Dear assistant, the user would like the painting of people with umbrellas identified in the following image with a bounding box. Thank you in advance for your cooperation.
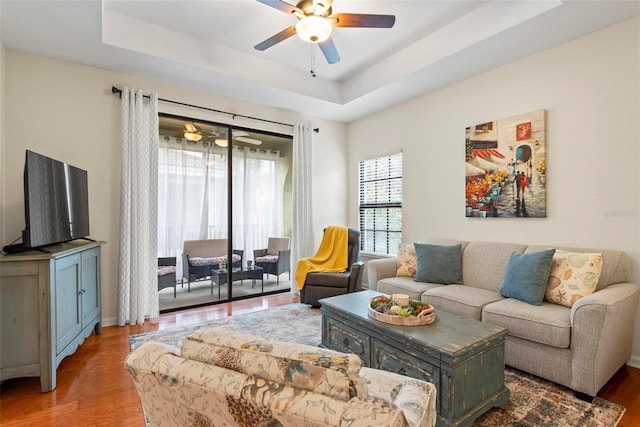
[465,109,547,218]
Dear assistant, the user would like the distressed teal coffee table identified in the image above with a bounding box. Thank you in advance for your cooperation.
[320,290,509,427]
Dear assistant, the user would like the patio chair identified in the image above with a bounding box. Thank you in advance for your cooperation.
[254,237,291,285]
[158,257,177,297]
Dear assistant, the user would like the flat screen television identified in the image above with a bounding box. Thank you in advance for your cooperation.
[18,150,90,250]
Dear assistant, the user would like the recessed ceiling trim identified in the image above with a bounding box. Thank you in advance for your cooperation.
[342,0,563,104]
[102,8,342,104]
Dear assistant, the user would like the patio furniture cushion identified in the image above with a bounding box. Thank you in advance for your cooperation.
[189,253,241,267]
[157,266,176,276]
[254,254,278,263]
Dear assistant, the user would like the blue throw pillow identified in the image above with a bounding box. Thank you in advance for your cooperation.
[499,249,556,305]
[414,243,462,284]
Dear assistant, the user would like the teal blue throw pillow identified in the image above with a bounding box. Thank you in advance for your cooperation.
[499,249,556,305]
[415,243,462,284]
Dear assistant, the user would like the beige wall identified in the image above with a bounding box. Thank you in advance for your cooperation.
[1,51,347,326]
[0,42,5,244]
[347,17,640,366]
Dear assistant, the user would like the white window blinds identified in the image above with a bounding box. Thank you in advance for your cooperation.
[358,152,402,255]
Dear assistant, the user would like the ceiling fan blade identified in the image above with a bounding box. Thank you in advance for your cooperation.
[256,0,299,15]
[318,37,340,64]
[254,25,297,51]
[235,136,262,145]
[184,123,198,132]
[332,13,395,28]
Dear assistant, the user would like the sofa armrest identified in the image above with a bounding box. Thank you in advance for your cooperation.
[366,258,398,291]
[393,379,437,427]
[358,366,437,427]
[570,282,640,395]
[348,262,365,293]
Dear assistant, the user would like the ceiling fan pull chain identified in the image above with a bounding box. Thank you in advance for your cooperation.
[310,45,317,78]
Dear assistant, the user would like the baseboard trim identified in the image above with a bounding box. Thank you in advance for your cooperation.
[627,354,640,369]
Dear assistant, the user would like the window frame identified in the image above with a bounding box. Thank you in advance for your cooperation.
[358,152,402,256]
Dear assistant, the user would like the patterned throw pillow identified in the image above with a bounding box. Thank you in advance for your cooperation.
[396,243,417,277]
[545,250,603,307]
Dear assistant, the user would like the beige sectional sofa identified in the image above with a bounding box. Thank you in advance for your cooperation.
[125,328,437,427]
[367,239,639,397]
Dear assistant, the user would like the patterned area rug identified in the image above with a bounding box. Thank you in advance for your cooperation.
[129,303,625,426]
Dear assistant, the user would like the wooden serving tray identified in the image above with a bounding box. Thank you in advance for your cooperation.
[368,299,436,326]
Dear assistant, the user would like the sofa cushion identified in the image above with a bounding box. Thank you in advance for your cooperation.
[545,250,603,307]
[499,249,555,305]
[396,243,418,277]
[423,285,503,320]
[462,241,528,292]
[415,243,462,284]
[377,276,444,301]
[182,328,367,401]
[483,298,571,348]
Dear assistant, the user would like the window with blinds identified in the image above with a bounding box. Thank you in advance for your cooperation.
[358,152,402,255]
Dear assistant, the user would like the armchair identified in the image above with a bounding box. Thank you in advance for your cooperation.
[254,237,291,285]
[300,228,364,307]
[157,257,177,297]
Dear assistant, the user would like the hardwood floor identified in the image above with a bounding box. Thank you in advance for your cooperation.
[1,292,638,426]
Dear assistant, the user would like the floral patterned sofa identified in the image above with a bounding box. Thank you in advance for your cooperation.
[125,328,436,427]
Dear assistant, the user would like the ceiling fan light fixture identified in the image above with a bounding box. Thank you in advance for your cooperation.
[296,16,332,43]
[214,138,229,147]
[184,131,202,142]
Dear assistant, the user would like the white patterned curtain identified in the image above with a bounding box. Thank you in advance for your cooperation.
[157,142,282,272]
[117,87,159,326]
[291,122,315,292]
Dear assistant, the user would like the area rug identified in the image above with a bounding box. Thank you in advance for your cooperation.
[129,304,625,427]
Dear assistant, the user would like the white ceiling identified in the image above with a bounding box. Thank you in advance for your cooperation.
[1,1,638,123]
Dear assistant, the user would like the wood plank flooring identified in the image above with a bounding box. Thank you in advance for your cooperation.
[0,292,638,426]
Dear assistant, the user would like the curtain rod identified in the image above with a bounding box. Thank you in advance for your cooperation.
[111,86,319,133]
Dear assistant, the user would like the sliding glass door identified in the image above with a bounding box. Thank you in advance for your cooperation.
[157,114,292,311]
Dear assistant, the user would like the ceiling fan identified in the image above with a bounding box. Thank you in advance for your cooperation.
[254,0,395,64]
[183,123,202,142]
[207,130,263,147]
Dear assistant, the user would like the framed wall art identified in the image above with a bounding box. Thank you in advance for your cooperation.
[465,109,546,218]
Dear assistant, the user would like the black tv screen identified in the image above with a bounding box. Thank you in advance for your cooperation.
[22,150,90,248]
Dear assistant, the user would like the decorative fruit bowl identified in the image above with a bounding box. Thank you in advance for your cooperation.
[368,294,436,326]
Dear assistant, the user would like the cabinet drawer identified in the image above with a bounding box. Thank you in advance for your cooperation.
[323,317,370,366]
[0,261,39,277]
[372,340,440,408]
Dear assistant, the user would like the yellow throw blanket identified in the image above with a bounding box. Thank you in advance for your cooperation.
[294,226,349,290]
